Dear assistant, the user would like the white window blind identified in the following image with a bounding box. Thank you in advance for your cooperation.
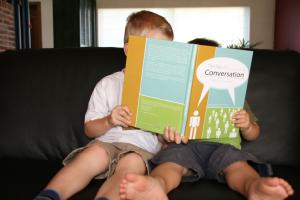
[97,7,250,47]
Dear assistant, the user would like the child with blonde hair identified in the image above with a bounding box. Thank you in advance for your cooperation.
[34,10,174,200]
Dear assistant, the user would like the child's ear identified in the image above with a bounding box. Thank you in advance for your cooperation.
[123,43,128,56]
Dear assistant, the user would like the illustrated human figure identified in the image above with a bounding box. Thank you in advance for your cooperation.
[229,127,238,138]
[230,110,234,119]
[214,111,218,119]
[208,114,212,124]
[223,112,227,122]
[189,110,200,139]
[215,117,220,129]
[206,126,212,138]
[216,127,222,138]
[224,121,229,134]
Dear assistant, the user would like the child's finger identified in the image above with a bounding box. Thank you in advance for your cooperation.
[117,120,129,128]
[163,127,171,142]
[234,109,246,115]
[168,127,175,142]
[118,108,130,118]
[181,136,188,144]
[175,132,181,144]
[117,115,131,127]
[122,106,132,116]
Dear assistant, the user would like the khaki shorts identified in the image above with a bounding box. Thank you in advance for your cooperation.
[63,140,154,179]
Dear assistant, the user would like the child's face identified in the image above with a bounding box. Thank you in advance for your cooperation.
[124,29,172,56]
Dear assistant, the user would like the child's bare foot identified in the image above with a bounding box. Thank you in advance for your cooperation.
[119,173,168,200]
[247,177,294,200]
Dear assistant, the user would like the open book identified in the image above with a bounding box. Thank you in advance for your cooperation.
[122,36,253,140]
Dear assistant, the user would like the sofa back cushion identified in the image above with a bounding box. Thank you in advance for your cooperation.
[243,49,300,166]
[1,47,300,167]
[0,47,125,161]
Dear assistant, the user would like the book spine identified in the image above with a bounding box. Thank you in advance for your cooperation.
[180,45,198,135]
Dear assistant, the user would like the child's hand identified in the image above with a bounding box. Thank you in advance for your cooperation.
[232,109,260,141]
[231,109,251,131]
[108,106,132,128]
[162,127,188,144]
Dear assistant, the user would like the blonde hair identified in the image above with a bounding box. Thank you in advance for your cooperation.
[124,10,174,44]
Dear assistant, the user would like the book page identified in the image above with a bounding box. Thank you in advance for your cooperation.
[185,46,253,140]
[137,39,196,134]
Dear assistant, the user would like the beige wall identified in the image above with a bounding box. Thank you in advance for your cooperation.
[29,0,54,48]
[97,0,276,49]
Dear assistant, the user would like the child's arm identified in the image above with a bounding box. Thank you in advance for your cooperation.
[84,105,132,138]
[232,109,260,141]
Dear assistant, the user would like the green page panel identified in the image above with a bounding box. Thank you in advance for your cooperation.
[136,96,184,134]
[201,107,240,139]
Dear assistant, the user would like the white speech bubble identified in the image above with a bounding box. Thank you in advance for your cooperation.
[196,57,249,106]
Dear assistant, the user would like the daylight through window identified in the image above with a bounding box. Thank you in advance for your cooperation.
[97,7,250,48]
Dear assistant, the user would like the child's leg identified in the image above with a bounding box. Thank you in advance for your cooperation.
[95,152,147,199]
[119,162,188,200]
[43,144,110,199]
[223,161,294,200]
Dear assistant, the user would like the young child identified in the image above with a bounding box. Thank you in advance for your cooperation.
[188,37,220,47]
[34,10,174,200]
[119,39,294,200]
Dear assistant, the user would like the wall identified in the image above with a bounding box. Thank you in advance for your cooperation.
[29,0,54,48]
[275,0,300,52]
[0,0,277,49]
[0,0,15,52]
[97,0,276,49]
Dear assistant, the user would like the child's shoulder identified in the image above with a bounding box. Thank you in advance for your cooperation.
[96,70,124,88]
[110,70,124,78]
[99,70,124,82]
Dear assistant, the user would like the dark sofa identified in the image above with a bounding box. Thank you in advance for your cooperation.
[0,47,300,200]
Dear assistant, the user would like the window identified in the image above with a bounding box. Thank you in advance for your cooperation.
[97,7,250,47]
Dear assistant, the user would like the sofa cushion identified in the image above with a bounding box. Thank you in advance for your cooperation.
[0,48,125,161]
[0,47,299,166]
[0,47,300,200]
[242,49,300,166]
[1,159,299,200]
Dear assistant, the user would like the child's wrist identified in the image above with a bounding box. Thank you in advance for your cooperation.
[107,115,114,127]
[243,123,253,133]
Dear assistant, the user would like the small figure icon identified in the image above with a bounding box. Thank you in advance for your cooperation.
[230,111,234,119]
[214,111,218,120]
[216,127,222,138]
[206,126,212,138]
[220,108,224,115]
[224,121,229,134]
[229,127,238,138]
[215,117,220,129]
[223,112,227,122]
[189,110,200,139]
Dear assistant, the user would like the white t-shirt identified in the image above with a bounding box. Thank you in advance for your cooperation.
[85,70,161,154]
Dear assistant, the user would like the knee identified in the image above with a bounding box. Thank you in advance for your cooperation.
[115,152,146,174]
[77,144,108,166]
